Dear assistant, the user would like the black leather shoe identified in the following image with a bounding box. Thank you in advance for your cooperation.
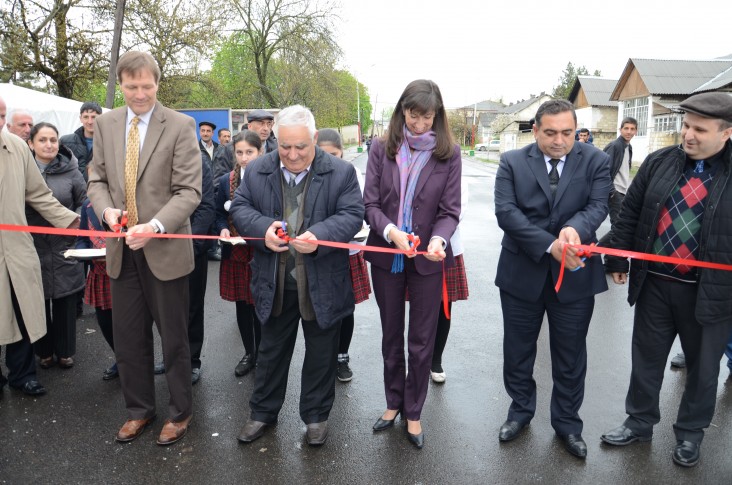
[11,380,47,396]
[498,420,527,442]
[407,430,424,449]
[600,425,652,446]
[237,420,269,443]
[154,362,165,375]
[373,410,401,432]
[306,421,328,446]
[103,363,119,381]
[672,440,700,467]
[234,354,255,377]
[191,368,201,385]
[558,433,587,458]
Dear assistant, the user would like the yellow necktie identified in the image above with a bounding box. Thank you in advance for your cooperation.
[124,116,140,226]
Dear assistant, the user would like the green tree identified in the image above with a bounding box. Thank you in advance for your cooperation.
[230,0,341,108]
[552,62,602,99]
[0,0,108,98]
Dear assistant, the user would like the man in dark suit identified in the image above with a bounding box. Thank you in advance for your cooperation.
[87,51,202,446]
[198,121,218,170]
[230,105,363,447]
[494,99,611,458]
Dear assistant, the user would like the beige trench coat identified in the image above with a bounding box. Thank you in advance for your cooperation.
[0,132,78,345]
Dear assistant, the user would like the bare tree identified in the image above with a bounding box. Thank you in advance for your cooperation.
[0,0,108,97]
[230,0,342,107]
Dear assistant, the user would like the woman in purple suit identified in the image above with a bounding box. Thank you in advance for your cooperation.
[364,80,461,448]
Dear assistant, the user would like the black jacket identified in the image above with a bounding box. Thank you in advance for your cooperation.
[60,126,92,181]
[606,141,732,326]
[26,145,87,299]
[199,139,219,169]
[229,147,364,328]
[190,152,216,255]
[603,136,632,186]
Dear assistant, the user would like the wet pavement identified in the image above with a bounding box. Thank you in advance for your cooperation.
[1,150,731,484]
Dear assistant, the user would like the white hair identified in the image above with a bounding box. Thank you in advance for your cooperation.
[8,109,33,125]
[274,105,316,139]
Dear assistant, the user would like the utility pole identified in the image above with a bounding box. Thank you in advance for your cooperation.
[105,0,126,109]
[356,80,361,148]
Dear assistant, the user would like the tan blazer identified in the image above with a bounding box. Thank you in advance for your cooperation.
[87,102,202,281]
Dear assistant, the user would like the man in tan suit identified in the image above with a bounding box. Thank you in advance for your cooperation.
[87,51,201,446]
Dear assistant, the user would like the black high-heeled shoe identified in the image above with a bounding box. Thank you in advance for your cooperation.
[373,409,400,432]
[407,429,424,449]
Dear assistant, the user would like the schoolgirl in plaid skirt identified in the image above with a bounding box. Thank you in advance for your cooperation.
[317,129,371,382]
[215,131,263,377]
[76,198,118,380]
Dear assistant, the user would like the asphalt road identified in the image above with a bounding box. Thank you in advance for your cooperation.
[1,148,731,484]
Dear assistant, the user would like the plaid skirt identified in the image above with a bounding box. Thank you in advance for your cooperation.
[445,254,469,302]
[85,261,112,310]
[349,252,371,304]
[219,259,254,303]
[405,254,469,303]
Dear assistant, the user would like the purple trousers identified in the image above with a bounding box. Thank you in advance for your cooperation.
[371,259,443,421]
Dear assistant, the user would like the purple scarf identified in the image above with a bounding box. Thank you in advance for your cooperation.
[391,126,436,272]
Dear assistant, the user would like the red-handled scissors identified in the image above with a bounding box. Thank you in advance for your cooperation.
[112,214,128,233]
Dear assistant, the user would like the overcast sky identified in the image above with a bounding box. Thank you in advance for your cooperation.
[336,0,730,117]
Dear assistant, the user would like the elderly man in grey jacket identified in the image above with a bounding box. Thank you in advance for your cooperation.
[230,105,363,447]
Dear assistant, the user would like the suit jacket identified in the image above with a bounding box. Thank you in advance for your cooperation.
[494,142,610,303]
[363,138,461,275]
[229,147,364,328]
[87,102,202,281]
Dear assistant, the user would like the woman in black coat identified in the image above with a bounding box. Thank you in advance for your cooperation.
[26,122,87,369]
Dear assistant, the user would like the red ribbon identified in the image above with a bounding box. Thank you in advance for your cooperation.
[2,223,450,317]
[554,243,732,292]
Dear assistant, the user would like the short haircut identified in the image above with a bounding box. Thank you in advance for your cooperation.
[29,121,58,141]
[620,117,637,129]
[80,101,102,115]
[384,79,454,160]
[578,128,590,135]
[116,51,161,84]
[719,119,732,130]
[8,109,32,125]
[232,129,262,151]
[317,128,343,151]
[273,105,316,139]
[218,128,231,137]
[534,99,577,126]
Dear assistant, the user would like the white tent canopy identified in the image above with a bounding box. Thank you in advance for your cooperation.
[0,83,107,137]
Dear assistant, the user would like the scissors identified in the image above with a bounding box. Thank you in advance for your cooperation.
[275,220,289,240]
[112,214,128,233]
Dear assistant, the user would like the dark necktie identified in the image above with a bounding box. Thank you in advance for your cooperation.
[288,175,296,187]
[549,158,560,195]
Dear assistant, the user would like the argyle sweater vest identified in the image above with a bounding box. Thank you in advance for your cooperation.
[650,163,716,282]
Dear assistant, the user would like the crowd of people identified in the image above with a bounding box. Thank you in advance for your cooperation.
[1,50,732,468]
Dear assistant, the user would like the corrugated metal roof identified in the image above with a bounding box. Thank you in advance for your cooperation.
[500,94,550,114]
[631,58,732,94]
[575,76,618,106]
[695,65,732,92]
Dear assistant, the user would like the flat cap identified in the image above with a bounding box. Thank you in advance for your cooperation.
[199,120,216,130]
[247,109,274,122]
[679,92,732,123]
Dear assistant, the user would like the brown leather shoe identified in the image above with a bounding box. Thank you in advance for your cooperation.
[116,417,155,442]
[157,415,192,446]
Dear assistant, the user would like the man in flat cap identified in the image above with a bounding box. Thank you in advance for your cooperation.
[247,109,277,153]
[601,92,732,468]
[198,121,218,169]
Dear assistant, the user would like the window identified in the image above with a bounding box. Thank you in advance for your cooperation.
[623,97,649,136]
[654,114,680,132]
